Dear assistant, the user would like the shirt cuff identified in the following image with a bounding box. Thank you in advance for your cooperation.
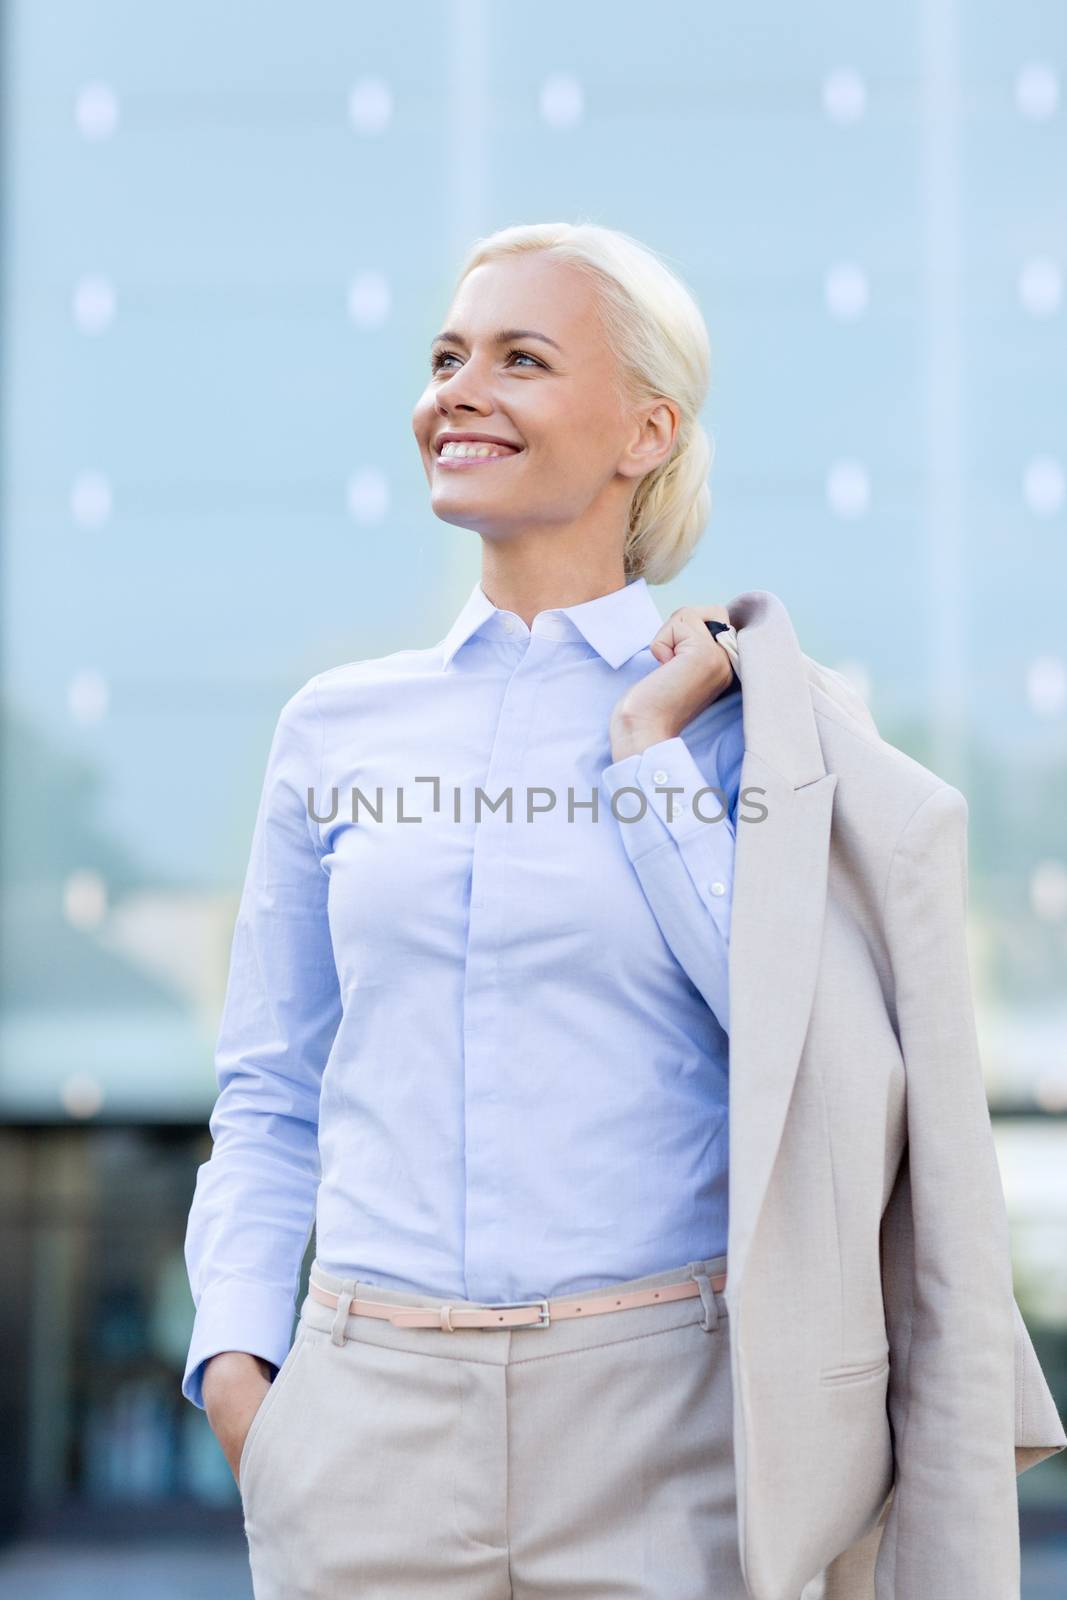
[182,1277,297,1411]
[601,734,736,939]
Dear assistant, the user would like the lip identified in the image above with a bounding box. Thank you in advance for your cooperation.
[434,435,526,470]
[434,432,524,454]
[435,449,524,470]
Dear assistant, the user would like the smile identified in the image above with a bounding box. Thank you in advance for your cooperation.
[435,444,524,468]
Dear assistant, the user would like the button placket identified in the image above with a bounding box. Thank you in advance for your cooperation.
[461,644,548,1300]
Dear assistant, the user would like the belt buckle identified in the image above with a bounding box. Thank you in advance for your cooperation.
[490,1297,551,1328]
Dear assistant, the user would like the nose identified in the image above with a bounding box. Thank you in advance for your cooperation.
[434,360,494,416]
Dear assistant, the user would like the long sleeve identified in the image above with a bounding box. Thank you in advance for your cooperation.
[600,717,742,1032]
[875,784,1019,1598]
[182,674,343,1411]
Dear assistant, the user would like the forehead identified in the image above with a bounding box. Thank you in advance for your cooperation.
[445,254,600,343]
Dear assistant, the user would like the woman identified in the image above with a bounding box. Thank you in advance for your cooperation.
[182,223,1065,1600]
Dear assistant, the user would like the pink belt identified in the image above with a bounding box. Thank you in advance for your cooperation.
[308,1265,727,1331]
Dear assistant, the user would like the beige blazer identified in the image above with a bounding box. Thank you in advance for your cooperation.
[630,589,1066,1600]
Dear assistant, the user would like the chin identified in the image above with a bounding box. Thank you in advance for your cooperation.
[431,502,516,536]
[430,502,487,532]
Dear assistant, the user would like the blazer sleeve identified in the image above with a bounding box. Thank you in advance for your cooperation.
[876,782,1021,1598]
[181,675,343,1411]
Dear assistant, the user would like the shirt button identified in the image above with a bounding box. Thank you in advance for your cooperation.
[653,769,669,784]
[710,881,726,896]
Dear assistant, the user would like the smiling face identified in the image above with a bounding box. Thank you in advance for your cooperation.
[412,252,678,554]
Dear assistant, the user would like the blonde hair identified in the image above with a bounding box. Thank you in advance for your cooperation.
[452,220,714,586]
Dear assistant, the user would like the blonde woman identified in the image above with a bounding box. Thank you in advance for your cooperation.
[182,222,1065,1599]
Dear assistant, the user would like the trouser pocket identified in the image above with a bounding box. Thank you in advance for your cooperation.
[238,1324,310,1500]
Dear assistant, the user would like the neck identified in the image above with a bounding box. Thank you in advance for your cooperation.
[478,544,630,630]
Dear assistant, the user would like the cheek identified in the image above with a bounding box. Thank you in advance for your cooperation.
[546,391,617,458]
[549,430,611,483]
[411,391,435,441]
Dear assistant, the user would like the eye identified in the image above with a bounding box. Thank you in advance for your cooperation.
[430,348,545,373]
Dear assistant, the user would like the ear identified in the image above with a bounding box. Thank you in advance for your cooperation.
[618,398,680,480]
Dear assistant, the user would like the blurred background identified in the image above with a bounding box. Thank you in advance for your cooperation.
[1,1,1064,1594]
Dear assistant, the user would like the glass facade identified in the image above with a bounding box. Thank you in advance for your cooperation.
[0,0,1064,1560]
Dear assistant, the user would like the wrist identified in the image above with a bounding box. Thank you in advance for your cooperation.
[203,1349,273,1393]
[609,716,678,764]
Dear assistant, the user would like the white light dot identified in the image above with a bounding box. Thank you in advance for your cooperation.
[539,74,584,129]
[347,272,391,329]
[1023,456,1065,516]
[61,1073,105,1119]
[1026,656,1067,717]
[822,68,867,124]
[1030,860,1067,922]
[831,658,872,704]
[347,78,393,136]
[824,262,869,320]
[1018,256,1062,317]
[75,81,119,140]
[70,471,113,528]
[73,275,116,334]
[826,459,871,518]
[346,468,389,523]
[1016,63,1059,121]
[68,670,110,723]
[64,870,108,930]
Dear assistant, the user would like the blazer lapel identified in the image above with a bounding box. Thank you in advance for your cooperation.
[723,591,839,1306]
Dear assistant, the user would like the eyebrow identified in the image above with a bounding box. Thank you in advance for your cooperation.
[430,327,563,353]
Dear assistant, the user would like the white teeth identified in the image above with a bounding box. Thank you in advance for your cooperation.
[439,441,518,459]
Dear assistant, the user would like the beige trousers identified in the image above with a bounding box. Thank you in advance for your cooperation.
[238,1251,751,1599]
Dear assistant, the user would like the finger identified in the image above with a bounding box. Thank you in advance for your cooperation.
[649,604,731,662]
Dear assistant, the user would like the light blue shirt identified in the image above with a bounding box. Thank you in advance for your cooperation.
[182,576,744,1408]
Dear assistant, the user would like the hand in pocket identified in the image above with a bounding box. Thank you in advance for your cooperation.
[202,1351,275,1486]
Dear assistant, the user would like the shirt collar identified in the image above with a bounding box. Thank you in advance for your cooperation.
[439,576,664,672]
